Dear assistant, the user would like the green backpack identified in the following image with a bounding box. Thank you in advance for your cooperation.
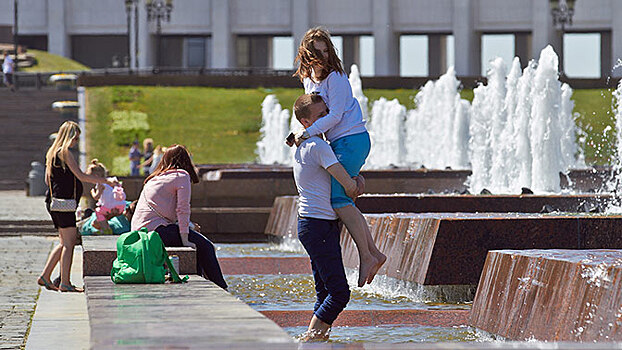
[111,228,185,284]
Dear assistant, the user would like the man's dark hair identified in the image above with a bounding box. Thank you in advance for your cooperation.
[294,94,324,123]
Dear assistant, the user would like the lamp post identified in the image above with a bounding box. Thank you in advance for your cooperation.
[124,0,135,70]
[550,0,576,75]
[146,0,172,71]
[13,0,18,73]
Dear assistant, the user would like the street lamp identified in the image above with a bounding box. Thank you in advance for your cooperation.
[550,0,576,75]
[146,0,172,71]
[124,0,135,69]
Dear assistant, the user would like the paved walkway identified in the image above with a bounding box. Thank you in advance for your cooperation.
[0,236,54,349]
[26,245,89,350]
[0,191,49,221]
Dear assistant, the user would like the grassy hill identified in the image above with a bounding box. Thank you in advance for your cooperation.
[22,49,90,72]
[85,86,618,175]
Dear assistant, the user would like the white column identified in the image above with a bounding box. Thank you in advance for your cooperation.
[373,0,398,76]
[211,0,233,69]
[129,3,136,69]
[453,0,480,76]
[47,0,69,57]
[612,1,622,77]
[137,0,152,68]
[531,0,561,61]
[292,0,310,59]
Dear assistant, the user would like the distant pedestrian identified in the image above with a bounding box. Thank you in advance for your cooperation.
[140,145,165,175]
[129,140,142,176]
[38,121,118,292]
[142,138,154,176]
[2,50,15,92]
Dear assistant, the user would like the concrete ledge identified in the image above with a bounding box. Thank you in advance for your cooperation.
[82,236,197,276]
[261,309,470,328]
[470,249,622,341]
[219,257,311,275]
[85,276,293,347]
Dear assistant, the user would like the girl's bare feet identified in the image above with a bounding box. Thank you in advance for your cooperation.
[366,252,387,284]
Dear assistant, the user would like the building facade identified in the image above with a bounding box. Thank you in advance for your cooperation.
[0,0,619,76]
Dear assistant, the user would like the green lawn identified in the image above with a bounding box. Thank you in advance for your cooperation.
[85,86,618,175]
[22,49,90,72]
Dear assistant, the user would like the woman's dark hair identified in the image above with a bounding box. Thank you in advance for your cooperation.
[144,144,199,184]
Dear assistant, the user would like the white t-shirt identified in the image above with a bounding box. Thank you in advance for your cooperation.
[2,55,14,74]
[293,136,339,220]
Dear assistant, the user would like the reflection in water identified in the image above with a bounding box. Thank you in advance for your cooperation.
[227,274,470,312]
[285,325,499,343]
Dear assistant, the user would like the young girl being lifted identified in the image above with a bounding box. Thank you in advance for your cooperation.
[289,27,386,287]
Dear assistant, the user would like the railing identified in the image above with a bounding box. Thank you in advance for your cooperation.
[12,67,297,89]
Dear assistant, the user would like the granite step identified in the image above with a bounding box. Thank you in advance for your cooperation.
[470,249,622,342]
[0,220,56,235]
[85,276,293,348]
[191,207,272,242]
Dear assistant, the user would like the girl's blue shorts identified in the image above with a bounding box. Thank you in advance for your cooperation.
[329,131,371,208]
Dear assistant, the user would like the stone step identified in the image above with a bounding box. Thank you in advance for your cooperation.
[85,276,293,347]
[0,220,56,235]
[191,207,272,242]
[470,249,622,342]
[82,236,197,276]
[261,309,470,328]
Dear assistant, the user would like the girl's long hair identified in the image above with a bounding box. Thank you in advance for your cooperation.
[45,121,80,183]
[294,27,344,82]
[144,144,199,184]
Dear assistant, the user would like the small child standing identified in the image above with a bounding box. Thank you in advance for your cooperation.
[86,159,126,235]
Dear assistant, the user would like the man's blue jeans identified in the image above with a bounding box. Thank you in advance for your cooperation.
[156,224,228,290]
[297,217,350,325]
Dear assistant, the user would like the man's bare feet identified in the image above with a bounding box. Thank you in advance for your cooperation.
[358,255,379,288]
[297,329,330,342]
[366,252,387,285]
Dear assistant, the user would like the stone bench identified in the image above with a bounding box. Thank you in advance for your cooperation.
[82,236,197,276]
[85,276,293,347]
[470,249,622,342]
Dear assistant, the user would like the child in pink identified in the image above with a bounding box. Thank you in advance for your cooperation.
[86,159,126,235]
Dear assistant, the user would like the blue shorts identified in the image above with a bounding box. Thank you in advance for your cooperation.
[329,131,371,209]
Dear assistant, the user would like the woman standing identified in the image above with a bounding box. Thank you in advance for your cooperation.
[38,121,117,292]
[131,145,227,290]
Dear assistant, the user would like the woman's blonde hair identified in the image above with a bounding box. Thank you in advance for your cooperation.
[45,121,80,182]
[294,27,344,82]
[86,158,107,177]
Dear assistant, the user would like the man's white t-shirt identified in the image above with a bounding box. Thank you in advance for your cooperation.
[2,55,13,74]
[293,136,339,220]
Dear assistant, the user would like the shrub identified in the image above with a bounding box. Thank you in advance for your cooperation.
[111,156,130,176]
[109,110,150,146]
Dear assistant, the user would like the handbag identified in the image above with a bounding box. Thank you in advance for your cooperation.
[49,176,77,212]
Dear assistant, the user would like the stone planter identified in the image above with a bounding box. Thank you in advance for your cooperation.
[52,101,80,119]
[49,73,77,91]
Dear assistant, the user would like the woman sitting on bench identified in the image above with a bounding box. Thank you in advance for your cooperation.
[131,144,228,290]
